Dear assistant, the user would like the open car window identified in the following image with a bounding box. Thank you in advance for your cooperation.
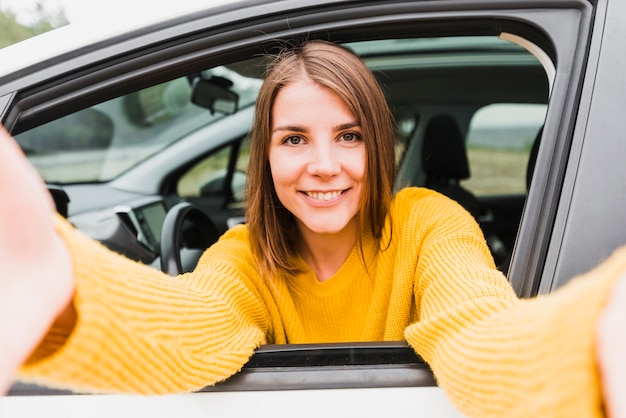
[7,0,598,402]
[11,31,550,275]
[464,103,547,197]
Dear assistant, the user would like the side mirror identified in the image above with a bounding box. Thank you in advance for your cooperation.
[191,75,239,115]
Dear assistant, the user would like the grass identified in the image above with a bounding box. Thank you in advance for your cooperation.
[463,147,530,196]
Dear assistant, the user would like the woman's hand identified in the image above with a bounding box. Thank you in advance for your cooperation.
[596,272,626,417]
[0,126,74,394]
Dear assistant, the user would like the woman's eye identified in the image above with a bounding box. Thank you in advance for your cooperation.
[284,136,302,145]
[341,132,361,142]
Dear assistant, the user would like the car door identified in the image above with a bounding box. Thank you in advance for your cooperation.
[0,0,606,416]
[531,0,626,293]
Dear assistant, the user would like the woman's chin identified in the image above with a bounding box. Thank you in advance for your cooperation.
[297,217,358,238]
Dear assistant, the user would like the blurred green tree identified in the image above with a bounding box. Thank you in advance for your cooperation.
[0,1,68,48]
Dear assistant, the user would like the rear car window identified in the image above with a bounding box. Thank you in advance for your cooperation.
[464,103,547,196]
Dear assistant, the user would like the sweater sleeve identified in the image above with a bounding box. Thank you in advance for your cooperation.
[18,215,269,394]
[403,194,622,417]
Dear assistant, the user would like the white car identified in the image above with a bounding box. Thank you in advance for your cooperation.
[2,0,626,416]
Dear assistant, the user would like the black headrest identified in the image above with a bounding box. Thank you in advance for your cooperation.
[422,114,470,182]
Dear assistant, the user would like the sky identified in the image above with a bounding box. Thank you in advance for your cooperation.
[1,0,215,24]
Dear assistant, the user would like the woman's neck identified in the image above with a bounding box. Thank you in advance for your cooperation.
[296,221,359,282]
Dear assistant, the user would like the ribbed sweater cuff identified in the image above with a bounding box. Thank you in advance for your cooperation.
[406,247,626,417]
[19,216,264,394]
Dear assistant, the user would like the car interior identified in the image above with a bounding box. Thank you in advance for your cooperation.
[17,34,549,277]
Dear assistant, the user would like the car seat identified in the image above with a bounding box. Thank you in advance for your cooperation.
[421,113,481,219]
[421,113,517,271]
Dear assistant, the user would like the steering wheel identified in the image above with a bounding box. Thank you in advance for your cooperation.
[160,202,221,276]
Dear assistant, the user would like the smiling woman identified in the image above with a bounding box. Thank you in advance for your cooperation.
[248,41,395,280]
[2,38,623,418]
[270,80,365,217]
[268,79,366,281]
[3,1,626,415]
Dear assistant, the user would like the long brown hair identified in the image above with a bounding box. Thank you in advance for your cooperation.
[246,40,397,277]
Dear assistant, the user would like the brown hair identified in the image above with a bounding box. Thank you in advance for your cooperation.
[246,40,397,277]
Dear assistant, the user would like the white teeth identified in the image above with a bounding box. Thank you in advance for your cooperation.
[307,191,342,201]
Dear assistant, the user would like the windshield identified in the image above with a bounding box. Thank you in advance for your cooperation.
[17,66,261,184]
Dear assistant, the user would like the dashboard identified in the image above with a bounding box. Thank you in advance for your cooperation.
[49,185,233,274]
[114,201,167,255]
[59,190,171,265]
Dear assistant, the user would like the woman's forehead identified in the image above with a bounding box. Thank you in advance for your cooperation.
[270,79,358,129]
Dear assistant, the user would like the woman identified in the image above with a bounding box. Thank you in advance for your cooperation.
[2,40,625,417]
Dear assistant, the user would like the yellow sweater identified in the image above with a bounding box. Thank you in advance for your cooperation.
[19,187,623,417]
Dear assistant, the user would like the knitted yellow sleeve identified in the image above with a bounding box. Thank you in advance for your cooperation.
[18,216,268,394]
[403,196,624,417]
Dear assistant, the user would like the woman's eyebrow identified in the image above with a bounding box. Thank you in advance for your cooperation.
[271,125,307,134]
[271,121,360,134]
[334,121,361,131]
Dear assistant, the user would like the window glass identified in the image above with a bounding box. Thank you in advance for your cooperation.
[463,103,547,196]
[17,67,261,184]
[177,145,232,197]
[233,139,251,204]
[177,137,249,202]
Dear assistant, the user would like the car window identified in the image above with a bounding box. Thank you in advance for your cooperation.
[234,138,251,204]
[177,138,249,203]
[16,66,261,184]
[178,145,233,197]
[464,103,547,196]
[14,33,549,273]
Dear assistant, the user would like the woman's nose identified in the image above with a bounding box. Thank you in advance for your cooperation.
[307,142,340,177]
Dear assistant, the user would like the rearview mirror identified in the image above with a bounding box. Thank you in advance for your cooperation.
[191,76,239,115]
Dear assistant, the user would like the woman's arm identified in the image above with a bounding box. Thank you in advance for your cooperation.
[402,194,626,417]
[0,125,267,394]
[0,126,75,394]
[17,211,269,394]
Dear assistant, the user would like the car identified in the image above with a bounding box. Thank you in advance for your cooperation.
[2,0,626,416]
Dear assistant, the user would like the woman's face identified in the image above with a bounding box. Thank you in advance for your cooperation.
[268,78,366,239]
